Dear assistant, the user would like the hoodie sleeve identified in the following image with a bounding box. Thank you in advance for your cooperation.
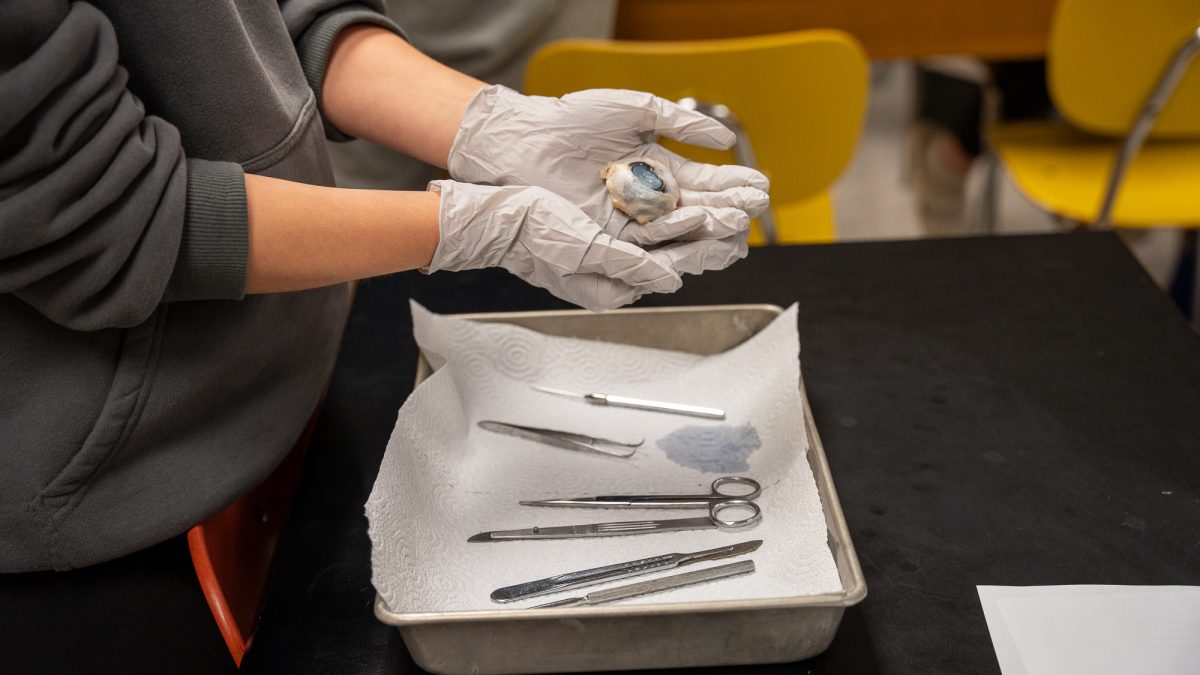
[277,0,408,141]
[0,0,248,331]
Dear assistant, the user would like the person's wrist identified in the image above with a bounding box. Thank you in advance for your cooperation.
[422,180,451,273]
[415,188,442,271]
[423,180,523,274]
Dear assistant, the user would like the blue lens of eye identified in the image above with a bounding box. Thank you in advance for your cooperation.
[630,162,665,192]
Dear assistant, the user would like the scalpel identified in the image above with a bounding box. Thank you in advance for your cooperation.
[491,540,762,603]
[531,560,756,608]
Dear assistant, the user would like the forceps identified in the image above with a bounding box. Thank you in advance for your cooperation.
[478,420,642,458]
[467,477,762,542]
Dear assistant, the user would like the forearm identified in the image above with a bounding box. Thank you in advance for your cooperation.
[322,25,485,167]
[244,173,440,294]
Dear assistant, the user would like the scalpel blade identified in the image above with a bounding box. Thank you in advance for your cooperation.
[489,540,763,602]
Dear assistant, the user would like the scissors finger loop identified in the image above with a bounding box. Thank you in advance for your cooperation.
[710,499,761,528]
[712,476,762,501]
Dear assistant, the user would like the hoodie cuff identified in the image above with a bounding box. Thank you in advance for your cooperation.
[296,4,408,142]
[165,159,248,301]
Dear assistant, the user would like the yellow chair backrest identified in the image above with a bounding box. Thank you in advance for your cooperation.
[524,31,868,244]
[1050,0,1200,137]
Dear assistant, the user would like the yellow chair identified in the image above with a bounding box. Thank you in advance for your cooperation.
[989,0,1200,227]
[524,31,869,245]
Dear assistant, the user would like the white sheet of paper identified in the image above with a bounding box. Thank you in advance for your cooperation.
[977,585,1200,675]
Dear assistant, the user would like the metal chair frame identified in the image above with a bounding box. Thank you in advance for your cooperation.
[1093,26,1200,228]
[981,25,1200,230]
[676,97,779,244]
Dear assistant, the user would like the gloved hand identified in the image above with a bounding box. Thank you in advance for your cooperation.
[447,85,769,248]
[427,180,747,311]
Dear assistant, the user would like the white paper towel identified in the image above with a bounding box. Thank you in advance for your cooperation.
[366,302,842,612]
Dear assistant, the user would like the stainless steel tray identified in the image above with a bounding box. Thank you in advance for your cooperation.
[374,304,866,674]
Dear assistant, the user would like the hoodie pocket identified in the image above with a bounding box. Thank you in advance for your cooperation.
[35,306,169,525]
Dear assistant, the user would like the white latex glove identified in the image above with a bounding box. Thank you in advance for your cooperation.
[427,180,747,311]
[447,85,769,249]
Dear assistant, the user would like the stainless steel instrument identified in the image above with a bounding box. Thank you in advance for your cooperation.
[532,385,725,420]
[490,540,762,603]
[477,420,641,458]
[520,476,762,508]
[531,560,756,609]
[467,477,763,542]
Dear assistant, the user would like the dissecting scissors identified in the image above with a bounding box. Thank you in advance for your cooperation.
[520,476,762,508]
[467,477,762,542]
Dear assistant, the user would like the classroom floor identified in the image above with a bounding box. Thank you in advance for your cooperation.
[830,62,1185,287]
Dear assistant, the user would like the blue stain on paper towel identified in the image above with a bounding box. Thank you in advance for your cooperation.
[657,425,761,473]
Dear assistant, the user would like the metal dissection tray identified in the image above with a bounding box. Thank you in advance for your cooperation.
[374,304,866,674]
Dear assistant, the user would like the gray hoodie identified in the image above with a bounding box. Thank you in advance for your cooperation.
[0,0,403,571]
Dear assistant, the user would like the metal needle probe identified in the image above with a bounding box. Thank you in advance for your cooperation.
[532,386,725,420]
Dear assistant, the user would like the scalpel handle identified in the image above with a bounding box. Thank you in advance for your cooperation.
[587,393,725,420]
[490,553,678,603]
[573,560,755,607]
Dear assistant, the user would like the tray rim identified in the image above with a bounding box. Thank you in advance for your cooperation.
[373,303,867,627]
